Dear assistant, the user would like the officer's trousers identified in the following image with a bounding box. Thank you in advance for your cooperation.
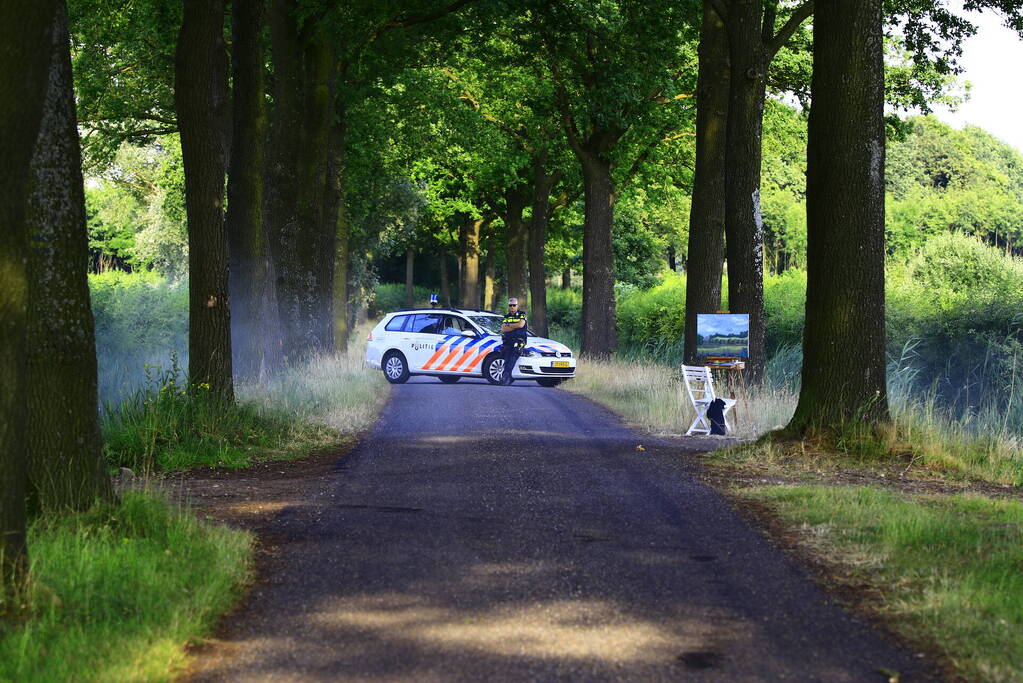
[500,338,524,385]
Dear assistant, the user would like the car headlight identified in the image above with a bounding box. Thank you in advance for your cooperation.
[519,349,536,357]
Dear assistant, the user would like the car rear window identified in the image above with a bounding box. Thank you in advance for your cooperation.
[385,314,410,332]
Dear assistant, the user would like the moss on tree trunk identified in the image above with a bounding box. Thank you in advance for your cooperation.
[0,0,58,587]
[26,3,113,513]
[787,0,889,432]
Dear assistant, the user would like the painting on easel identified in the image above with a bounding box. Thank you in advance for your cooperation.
[696,314,749,366]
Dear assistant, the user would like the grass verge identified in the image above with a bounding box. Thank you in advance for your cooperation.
[561,357,796,439]
[103,328,388,473]
[0,491,252,682]
[739,486,1023,683]
[565,357,1023,486]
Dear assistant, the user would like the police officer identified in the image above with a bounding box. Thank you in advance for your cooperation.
[499,297,527,385]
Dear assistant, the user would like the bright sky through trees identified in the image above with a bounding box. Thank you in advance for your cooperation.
[935,5,1023,153]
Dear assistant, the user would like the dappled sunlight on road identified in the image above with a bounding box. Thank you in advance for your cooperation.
[310,593,712,663]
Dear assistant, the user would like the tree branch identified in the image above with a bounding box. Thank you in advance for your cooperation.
[551,186,582,214]
[441,67,532,153]
[363,0,475,48]
[767,0,814,59]
[616,124,674,200]
[553,76,583,156]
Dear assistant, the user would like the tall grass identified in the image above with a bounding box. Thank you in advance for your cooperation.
[0,491,251,682]
[89,271,188,407]
[561,336,1023,484]
[247,322,388,434]
[102,323,388,473]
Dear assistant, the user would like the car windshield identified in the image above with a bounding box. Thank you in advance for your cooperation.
[469,315,503,335]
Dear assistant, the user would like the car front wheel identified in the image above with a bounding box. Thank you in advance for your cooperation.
[382,351,410,384]
[482,354,509,385]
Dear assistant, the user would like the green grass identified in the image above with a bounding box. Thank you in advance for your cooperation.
[103,326,389,473]
[0,491,252,682]
[564,354,1023,485]
[741,486,1023,682]
[562,357,797,439]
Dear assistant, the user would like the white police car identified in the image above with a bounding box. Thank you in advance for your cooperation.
[365,308,576,387]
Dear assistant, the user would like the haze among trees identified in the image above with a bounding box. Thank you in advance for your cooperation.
[4,0,1023,593]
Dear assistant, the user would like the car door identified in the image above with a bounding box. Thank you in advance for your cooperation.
[404,313,446,371]
[426,315,482,373]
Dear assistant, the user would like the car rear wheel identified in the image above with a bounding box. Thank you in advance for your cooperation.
[536,378,562,388]
[438,375,460,384]
[382,351,410,384]
[482,354,510,385]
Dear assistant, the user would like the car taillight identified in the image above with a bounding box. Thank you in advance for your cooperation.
[367,332,373,341]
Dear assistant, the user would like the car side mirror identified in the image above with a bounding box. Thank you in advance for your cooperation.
[461,329,477,337]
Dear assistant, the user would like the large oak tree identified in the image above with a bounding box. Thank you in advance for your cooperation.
[787,0,888,431]
[0,0,59,588]
[175,0,234,400]
[26,2,113,513]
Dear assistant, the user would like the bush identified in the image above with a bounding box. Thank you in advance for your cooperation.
[370,283,436,316]
[887,234,1023,406]
[615,271,688,349]
[89,271,188,406]
[546,287,583,331]
[763,270,807,354]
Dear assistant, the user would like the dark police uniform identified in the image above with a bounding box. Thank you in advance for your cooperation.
[500,309,528,385]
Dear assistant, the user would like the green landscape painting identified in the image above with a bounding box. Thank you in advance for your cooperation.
[696,314,750,359]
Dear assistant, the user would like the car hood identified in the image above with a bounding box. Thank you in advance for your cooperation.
[484,334,573,355]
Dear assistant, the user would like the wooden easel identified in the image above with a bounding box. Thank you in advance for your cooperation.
[704,357,750,425]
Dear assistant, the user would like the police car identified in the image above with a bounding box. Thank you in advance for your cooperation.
[365,308,577,387]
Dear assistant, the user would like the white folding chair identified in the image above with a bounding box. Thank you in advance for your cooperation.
[681,365,737,436]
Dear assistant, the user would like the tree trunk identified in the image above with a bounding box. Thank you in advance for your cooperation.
[324,107,349,353]
[562,268,571,289]
[579,149,618,358]
[225,0,267,381]
[723,0,768,382]
[329,113,351,351]
[484,244,496,310]
[259,252,285,380]
[528,155,558,338]
[265,0,302,357]
[503,185,529,305]
[460,215,482,309]
[176,0,233,400]
[787,0,888,432]
[457,213,467,302]
[440,249,451,307]
[684,1,730,365]
[0,0,58,586]
[405,248,415,307]
[332,208,350,348]
[293,37,334,352]
[25,3,113,513]
[265,0,333,359]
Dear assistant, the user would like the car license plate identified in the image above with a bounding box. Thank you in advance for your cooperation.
[552,360,569,368]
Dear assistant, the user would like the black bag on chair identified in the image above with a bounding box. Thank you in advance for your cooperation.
[706,398,727,435]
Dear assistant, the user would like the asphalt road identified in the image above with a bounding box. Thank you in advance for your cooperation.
[191,377,931,682]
